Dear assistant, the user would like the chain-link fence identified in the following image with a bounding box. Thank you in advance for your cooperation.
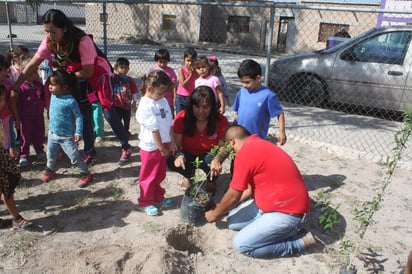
[0,1,411,167]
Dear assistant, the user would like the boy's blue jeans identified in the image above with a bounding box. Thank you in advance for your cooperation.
[227,199,307,258]
[175,94,188,115]
[46,132,88,174]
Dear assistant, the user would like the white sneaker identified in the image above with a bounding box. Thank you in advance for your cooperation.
[95,136,104,143]
[302,232,316,249]
[19,157,29,167]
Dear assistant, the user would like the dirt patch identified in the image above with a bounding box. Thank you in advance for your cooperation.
[0,109,411,273]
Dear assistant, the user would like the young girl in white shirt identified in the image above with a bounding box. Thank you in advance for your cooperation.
[135,70,177,216]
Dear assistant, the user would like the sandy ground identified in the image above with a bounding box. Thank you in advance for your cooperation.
[0,107,411,274]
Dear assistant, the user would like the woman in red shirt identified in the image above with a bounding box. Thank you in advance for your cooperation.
[167,86,228,189]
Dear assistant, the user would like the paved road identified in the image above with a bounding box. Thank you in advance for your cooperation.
[1,25,411,169]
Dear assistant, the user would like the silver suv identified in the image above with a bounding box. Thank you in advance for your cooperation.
[269,25,412,112]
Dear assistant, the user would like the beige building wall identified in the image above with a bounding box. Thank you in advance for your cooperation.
[287,2,379,53]
[85,3,199,43]
[84,2,381,53]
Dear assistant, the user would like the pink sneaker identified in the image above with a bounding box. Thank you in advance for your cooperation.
[119,148,132,164]
[83,154,95,165]
[41,168,56,182]
[78,172,93,188]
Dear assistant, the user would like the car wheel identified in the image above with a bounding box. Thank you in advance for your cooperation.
[290,75,327,107]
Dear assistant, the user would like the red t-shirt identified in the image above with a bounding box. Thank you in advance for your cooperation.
[173,110,228,156]
[231,135,310,214]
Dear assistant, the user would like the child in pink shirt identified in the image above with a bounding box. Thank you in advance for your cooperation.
[193,56,225,114]
[176,47,198,114]
[17,58,46,167]
[0,55,16,152]
[149,49,177,117]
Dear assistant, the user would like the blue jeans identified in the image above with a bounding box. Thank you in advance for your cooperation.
[103,105,130,150]
[227,199,307,258]
[46,132,88,174]
[79,104,96,157]
[175,94,188,115]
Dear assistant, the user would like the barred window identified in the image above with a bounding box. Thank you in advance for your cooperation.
[227,16,250,33]
[318,23,350,42]
[162,14,176,31]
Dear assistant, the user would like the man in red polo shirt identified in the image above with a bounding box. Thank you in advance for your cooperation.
[205,125,315,258]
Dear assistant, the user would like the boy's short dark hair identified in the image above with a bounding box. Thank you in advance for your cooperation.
[115,57,130,67]
[154,48,170,62]
[237,59,262,80]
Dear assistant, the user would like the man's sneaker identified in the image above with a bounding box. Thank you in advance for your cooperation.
[78,172,93,188]
[83,154,95,165]
[143,205,159,216]
[36,152,47,162]
[19,157,29,167]
[41,168,56,182]
[302,232,317,249]
[119,148,132,164]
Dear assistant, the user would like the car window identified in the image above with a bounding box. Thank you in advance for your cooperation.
[350,31,411,65]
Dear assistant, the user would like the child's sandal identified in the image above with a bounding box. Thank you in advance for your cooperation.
[12,217,33,230]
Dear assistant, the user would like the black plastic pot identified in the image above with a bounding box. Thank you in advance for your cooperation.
[339,264,357,274]
[180,185,211,225]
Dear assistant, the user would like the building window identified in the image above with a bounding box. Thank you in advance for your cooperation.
[162,14,176,31]
[227,16,250,33]
[318,23,350,42]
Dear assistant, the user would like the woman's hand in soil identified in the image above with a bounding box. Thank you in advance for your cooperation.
[174,155,186,170]
[210,158,222,180]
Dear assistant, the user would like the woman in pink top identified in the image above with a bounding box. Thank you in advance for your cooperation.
[10,9,132,164]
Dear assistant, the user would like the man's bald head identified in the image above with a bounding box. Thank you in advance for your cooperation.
[225,125,251,142]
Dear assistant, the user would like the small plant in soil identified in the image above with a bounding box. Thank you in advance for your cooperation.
[181,142,234,224]
[315,191,340,231]
[342,107,412,273]
[186,142,234,207]
[185,157,211,207]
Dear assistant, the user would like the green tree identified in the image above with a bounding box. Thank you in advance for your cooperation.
[25,0,44,23]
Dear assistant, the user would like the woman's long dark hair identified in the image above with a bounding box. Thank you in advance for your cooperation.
[184,86,219,136]
[41,9,86,54]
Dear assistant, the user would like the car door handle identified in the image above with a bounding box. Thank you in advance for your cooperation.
[388,71,403,76]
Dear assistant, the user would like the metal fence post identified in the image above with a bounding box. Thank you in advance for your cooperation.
[5,0,14,50]
[102,1,107,56]
[264,3,275,86]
